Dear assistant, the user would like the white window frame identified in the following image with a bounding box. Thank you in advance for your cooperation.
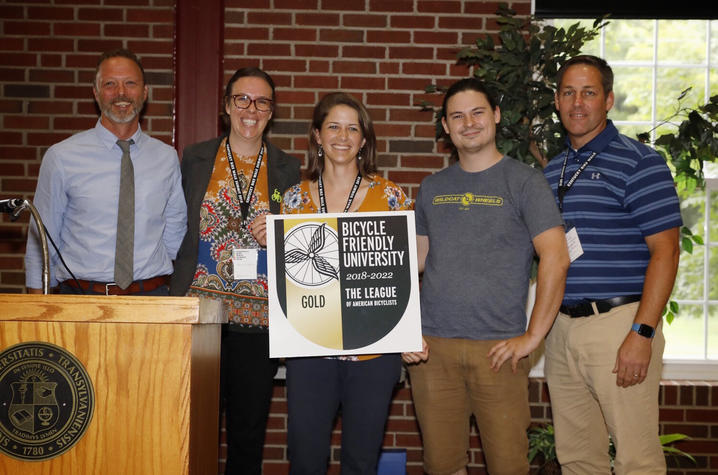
[592,19,715,143]
[663,178,718,380]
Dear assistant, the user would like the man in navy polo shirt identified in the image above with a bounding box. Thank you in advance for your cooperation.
[543,55,682,474]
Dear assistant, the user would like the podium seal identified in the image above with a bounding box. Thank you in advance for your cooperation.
[0,341,94,461]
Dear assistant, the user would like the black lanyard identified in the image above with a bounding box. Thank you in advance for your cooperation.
[225,140,264,221]
[317,173,363,213]
[558,149,598,212]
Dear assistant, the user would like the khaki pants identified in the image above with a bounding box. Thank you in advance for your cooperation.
[408,335,531,475]
[545,302,666,474]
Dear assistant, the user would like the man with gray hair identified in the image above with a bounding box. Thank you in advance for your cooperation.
[25,49,186,295]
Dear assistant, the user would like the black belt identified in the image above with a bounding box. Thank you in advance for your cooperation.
[559,295,642,318]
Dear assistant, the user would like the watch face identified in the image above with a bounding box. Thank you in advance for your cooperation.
[635,324,655,338]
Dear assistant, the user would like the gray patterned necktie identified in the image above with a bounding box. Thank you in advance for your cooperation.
[114,139,135,289]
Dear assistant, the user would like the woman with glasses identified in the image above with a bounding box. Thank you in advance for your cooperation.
[171,67,300,475]
[280,92,413,474]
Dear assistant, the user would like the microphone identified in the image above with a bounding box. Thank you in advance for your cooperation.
[0,198,24,213]
[0,198,26,222]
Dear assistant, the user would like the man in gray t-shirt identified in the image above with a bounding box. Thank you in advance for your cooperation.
[402,78,569,475]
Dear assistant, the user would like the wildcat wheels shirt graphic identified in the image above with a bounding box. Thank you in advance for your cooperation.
[0,342,94,461]
[267,211,422,357]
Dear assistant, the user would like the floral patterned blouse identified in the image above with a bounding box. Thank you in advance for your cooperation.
[281,174,413,215]
[281,174,414,360]
[188,138,271,330]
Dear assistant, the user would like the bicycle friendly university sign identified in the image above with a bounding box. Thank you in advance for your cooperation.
[267,211,422,357]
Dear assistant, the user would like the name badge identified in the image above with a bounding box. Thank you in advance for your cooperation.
[565,227,584,263]
[232,248,258,280]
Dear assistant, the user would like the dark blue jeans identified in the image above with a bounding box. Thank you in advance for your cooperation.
[286,354,402,475]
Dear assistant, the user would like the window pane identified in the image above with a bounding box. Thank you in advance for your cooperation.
[680,186,705,213]
[612,67,653,122]
[653,122,679,148]
[604,20,654,62]
[552,19,601,56]
[710,246,718,300]
[613,123,653,142]
[673,247,704,301]
[657,20,706,64]
[664,304,705,359]
[579,32,600,57]
[709,305,718,360]
[705,163,718,179]
[673,191,705,300]
[656,68,706,118]
[711,190,718,243]
[679,189,705,231]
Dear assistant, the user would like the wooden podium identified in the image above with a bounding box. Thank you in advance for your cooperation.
[0,294,226,475]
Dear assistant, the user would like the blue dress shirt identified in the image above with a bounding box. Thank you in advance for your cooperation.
[25,120,187,288]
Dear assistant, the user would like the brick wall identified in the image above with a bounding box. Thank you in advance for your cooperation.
[2,1,717,473]
[252,379,718,474]
[0,0,529,292]
[223,0,528,196]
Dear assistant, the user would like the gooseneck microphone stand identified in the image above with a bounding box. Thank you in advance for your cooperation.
[2,199,50,294]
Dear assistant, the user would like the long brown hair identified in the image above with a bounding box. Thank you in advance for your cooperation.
[306,92,378,181]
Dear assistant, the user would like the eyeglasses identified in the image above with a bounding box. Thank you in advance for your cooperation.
[230,94,273,112]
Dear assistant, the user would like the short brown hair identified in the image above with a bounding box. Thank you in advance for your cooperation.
[556,55,613,94]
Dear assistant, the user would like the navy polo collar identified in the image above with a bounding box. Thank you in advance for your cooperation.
[564,119,619,156]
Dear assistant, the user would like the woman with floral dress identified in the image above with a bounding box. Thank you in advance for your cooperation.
[171,67,300,474]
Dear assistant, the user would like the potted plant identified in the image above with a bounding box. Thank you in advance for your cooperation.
[529,424,696,474]
[609,433,696,467]
[422,3,606,167]
[637,91,718,322]
[528,424,560,474]
[639,91,718,193]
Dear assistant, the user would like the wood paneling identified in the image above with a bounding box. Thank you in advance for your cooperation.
[0,295,224,474]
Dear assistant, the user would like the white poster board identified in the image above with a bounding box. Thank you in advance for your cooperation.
[267,211,422,358]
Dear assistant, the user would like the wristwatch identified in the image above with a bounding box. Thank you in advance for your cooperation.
[631,323,655,339]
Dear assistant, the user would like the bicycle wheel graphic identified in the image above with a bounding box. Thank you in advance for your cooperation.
[284,222,340,288]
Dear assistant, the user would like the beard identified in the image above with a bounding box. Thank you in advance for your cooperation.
[455,126,493,154]
[99,95,144,124]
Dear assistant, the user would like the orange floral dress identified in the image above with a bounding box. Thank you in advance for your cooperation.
[188,138,271,329]
[281,174,413,215]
